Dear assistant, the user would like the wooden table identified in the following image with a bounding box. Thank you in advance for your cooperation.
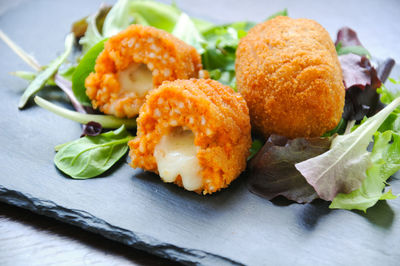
[0,202,175,265]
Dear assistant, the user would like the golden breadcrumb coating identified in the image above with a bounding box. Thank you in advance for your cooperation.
[235,16,345,138]
[129,79,251,194]
[85,24,204,118]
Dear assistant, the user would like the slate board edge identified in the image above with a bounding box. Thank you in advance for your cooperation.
[0,185,244,266]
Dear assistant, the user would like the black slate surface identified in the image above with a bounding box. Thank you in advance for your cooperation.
[1,0,400,265]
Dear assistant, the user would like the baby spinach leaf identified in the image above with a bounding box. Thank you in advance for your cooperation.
[34,96,136,129]
[54,125,134,179]
[72,39,107,106]
[18,33,74,109]
[295,96,400,201]
[330,130,400,211]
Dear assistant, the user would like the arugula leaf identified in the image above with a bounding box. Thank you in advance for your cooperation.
[18,33,74,109]
[295,96,400,201]
[34,96,136,129]
[330,130,400,211]
[54,125,134,179]
[72,39,107,106]
[248,135,331,203]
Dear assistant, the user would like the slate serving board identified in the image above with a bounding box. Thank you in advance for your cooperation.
[1,0,400,265]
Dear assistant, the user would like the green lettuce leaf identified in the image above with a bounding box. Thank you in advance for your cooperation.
[172,13,205,54]
[330,130,400,211]
[295,97,400,201]
[102,0,180,37]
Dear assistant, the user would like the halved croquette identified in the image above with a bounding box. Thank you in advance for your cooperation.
[85,24,204,118]
[129,79,251,194]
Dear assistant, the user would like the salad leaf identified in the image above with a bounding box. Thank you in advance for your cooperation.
[79,9,105,53]
[201,25,241,87]
[248,135,331,203]
[172,13,205,53]
[102,0,180,37]
[266,8,288,20]
[340,54,380,90]
[34,96,136,129]
[340,54,382,121]
[336,44,371,57]
[248,139,263,160]
[18,33,74,109]
[335,27,363,47]
[10,71,56,86]
[72,39,107,106]
[0,30,41,71]
[81,121,102,137]
[330,130,400,211]
[295,96,400,201]
[54,125,133,179]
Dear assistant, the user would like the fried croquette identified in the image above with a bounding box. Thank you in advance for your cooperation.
[129,79,252,194]
[235,16,345,138]
[85,24,204,118]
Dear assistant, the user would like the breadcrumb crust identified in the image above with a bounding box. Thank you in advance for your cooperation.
[235,16,345,138]
[129,79,252,194]
[85,24,203,118]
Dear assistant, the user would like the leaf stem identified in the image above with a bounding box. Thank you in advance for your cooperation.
[0,29,41,71]
[34,96,136,129]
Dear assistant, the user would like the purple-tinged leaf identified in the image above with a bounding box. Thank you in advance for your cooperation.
[296,97,400,201]
[247,135,332,203]
[340,54,380,90]
[340,54,382,120]
[335,27,362,47]
[81,121,102,137]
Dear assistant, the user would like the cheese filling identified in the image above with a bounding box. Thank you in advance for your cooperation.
[154,128,203,191]
[118,63,153,97]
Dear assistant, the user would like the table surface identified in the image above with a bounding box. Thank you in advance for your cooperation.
[1,0,400,265]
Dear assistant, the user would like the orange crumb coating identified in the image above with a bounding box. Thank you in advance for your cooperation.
[85,24,204,118]
[129,79,252,194]
[235,16,345,138]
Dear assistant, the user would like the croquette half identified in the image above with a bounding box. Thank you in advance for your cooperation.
[235,16,345,138]
[85,24,204,118]
[129,79,252,194]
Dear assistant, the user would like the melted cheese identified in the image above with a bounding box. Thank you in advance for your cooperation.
[154,129,203,191]
[118,63,153,97]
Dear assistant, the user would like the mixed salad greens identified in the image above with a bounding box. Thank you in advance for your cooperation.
[2,0,400,212]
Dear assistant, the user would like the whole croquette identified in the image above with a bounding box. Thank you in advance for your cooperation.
[85,24,205,118]
[129,79,251,194]
[235,16,345,139]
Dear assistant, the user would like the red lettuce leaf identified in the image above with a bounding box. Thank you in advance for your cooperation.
[247,135,332,203]
[81,121,102,137]
[335,27,362,47]
[336,27,387,121]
